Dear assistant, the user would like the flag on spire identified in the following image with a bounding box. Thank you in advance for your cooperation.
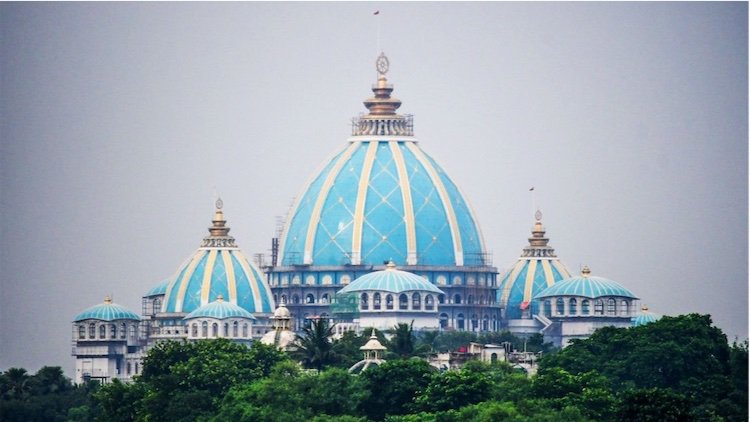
[374,10,380,15]
[529,187,535,191]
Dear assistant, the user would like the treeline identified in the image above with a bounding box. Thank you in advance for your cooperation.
[1,314,747,421]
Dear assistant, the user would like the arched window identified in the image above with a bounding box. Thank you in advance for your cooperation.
[373,293,381,310]
[594,300,604,315]
[386,294,394,310]
[438,294,445,304]
[153,298,161,314]
[321,294,329,304]
[127,362,131,375]
[543,300,552,316]
[306,294,315,304]
[223,323,229,337]
[457,313,465,330]
[620,300,629,316]
[120,323,126,339]
[99,325,106,339]
[399,294,408,310]
[582,300,590,315]
[242,323,248,337]
[479,296,485,305]
[491,353,498,363]
[439,313,449,329]
[292,295,300,304]
[569,298,578,315]
[471,314,479,330]
[482,315,489,331]
[110,324,117,339]
[281,294,288,304]
[78,325,85,339]
[192,323,198,337]
[454,294,462,304]
[129,324,136,338]
[467,295,474,305]
[202,321,208,337]
[425,295,434,311]
[212,323,219,337]
[360,293,369,310]
[607,299,616,315]
[233,321,239,337]
[556,298,565,316]
[412,293,421,310]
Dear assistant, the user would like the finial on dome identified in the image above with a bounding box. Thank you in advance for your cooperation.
[641,305,649,311]
[216,294,224,302]
[104,296,112,304]
[386,260,397,270]
[370,328,377,339]
[376,52,390,76]
[535,209,543,222]
[581,265,591,277]
[216,197,223,210]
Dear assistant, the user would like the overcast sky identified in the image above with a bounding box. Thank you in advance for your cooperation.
[1,2,747,373]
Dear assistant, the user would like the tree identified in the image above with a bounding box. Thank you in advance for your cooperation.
[356,359,435,420]
[2,368,30,400]
[618,388,692,422]
[293,318,339,371]
[414,367,492,412]
[387,322,429,359]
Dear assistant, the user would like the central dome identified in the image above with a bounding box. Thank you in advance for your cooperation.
[279,58,486,268]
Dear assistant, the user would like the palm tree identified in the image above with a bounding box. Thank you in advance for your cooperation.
[387,321,430,358]
[292,318,338,371]
[3,367,30,399]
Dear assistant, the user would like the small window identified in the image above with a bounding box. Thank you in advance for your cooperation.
[78,325,85,339]
[212,323,218,337]
[556,298,565,315]
[192,323,198,337]
[360,293,369,310]
[482,315,489,331]
[467,295,474,305]
[471,314,478,330]
[607,299,616,315]
[120,323,126,339]
[457,313,465,330]
[153,298,161,314]
[233,321,238,337]
[223,323,229,337]
[202,321,208,337]
[569,298,577,315]
[454,294,462,304]
[386,294,394,310]
[543,300,552,316]
[620,300,629,316]
[292,295,300,304]
[412,293,421,310]
[242,323,248,337]
[581,300,590,315]
[594,300,604,315]
[306,294,315,304]
[373,293,381,310]
[438,294,445,304]
[425,295,434,311]
[99,325,106,339]
[110,324,117,339]
[399,294,408,310]
[127,362,131,375]
[321,294,329,304]
[439,313,449,329]
[89,323,96,339]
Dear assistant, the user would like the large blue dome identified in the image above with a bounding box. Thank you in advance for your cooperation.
[162,201,275,315]
[279,137,485,268]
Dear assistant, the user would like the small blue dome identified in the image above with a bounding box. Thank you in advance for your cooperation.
[162,202,275,315]
[534,267,638,300]
[144,278,170,297]
[338,263,444,295]
[631,307,661,327]
[184,297,257,320]
[74,298,140,322]
[498,215,570,319]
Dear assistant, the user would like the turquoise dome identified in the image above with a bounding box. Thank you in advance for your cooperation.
[631,307,661,327]
[498,214,570,319]
[163,201,275,315]
[534,267,638,300]
[278,68,486,268]
[184,297,257,320]
[144,278,170,297]
[74,298,140,322]
[338,262,444,295]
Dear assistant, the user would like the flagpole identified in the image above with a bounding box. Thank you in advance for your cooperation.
[376,11,381,53]
[530,187,536,220]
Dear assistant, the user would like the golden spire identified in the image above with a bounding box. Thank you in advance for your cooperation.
[581,265,591,277]
[385,260,397,270]
[216,294,224,302]
[201,198,237,248]
[521,209,556,257]
[352,52,413,136]
[104,296,112,304]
